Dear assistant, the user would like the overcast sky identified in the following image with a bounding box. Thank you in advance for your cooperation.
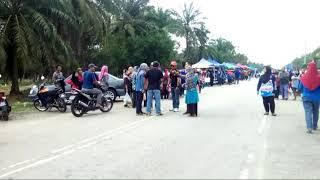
[150,0,320,68]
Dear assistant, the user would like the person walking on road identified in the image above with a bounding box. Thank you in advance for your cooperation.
[291,72,301,100]
[183,65,199,117]
[169,61,181,112]
[279,70,290,100]
[135,63,148,116]
[145,61,163,116]
[257,66,277,116]
[299,61,320,134]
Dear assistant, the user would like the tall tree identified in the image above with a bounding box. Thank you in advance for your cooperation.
[173,2,205,61]
[194,24,210,60]
[206,38,236,63]
[0,0,73,94]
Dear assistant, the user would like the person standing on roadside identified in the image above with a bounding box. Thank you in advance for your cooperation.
[257,66,277,116]
[279,70,290,100]
[52,65,66,92]
[162,69,170,99]
[235,68,241,85]
[274,72,281,99]
[135,63,148,116]
[123,67,133,107]
[299,61,320,134]
[169,61,181,112]
[131,66,138,108]
[183,65,199,117]
[145,61,163,116]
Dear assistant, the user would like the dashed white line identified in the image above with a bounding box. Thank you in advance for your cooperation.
[0,117,153,178]
[258,116,267,135]
[8,160,31,168]
[51,145,74,154]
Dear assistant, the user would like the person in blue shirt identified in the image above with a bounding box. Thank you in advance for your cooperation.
[299,61,320,134]
[257,66,277,116]
[82,64,102,107]
[135,63,148,116]
[235,68,241,84]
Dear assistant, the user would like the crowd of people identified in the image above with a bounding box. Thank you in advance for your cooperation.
[121,61,200,117]
[49,60,260,119]
[257,60,320,134]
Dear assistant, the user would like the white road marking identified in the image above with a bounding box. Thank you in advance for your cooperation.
[0,117,153,178]
[257,116,271,179]
[51,145,74,154]
[8,160,31,168]
[258,116,267,135]
[0,154,62,179]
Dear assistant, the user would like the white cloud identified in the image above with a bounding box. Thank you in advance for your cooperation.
[150,0,320,68]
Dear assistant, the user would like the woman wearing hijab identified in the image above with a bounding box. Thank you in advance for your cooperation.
[67,68,83,90]
[257,66,277,116]
[299,60,320,134]
[99,65,109,91]
[135,63,148,115]
[183,66,199,117]
[99,65,109,83]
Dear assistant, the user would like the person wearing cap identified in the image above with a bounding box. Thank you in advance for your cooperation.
[169,61,181,112]
[82,64,103,107]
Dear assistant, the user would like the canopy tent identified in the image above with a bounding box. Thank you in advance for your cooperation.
[222,62,237,69]
[192,58,213,69]
[207,56,222,67]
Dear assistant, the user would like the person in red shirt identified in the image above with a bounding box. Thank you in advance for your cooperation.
[67,68,83,90]
[162,69,170,99]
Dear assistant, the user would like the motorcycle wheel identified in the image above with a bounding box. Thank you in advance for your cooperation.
[34,99,49,112]
[71,97,85,117]
[100,98,113,113]
[56,98,67,112]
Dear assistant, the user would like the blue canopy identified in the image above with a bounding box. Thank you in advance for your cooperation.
[208,55,222,66]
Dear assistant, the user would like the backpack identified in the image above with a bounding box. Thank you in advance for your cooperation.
[260,78,274,97]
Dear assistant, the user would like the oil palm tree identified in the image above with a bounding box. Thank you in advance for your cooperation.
[173,2,205,60]
[0,0,74,94]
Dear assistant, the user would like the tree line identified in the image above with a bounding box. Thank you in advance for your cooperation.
[0,0,257,95]
[291,47,320,70]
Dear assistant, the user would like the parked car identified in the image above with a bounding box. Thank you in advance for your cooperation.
[29,72,125,102]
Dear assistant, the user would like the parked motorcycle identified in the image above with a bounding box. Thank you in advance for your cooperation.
[71,85,113,117]
[0,92,11,121]
[31,83,67,112]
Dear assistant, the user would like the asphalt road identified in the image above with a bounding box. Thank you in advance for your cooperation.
[0,80,319,179]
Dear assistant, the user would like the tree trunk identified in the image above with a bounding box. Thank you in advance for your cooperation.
[7,45,21,95]
[185,29,189,60]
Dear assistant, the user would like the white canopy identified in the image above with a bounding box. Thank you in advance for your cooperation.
[192,58,213,69]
